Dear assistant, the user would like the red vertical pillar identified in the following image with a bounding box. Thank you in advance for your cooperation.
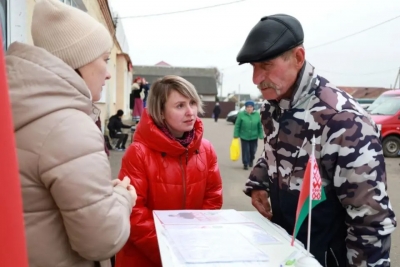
[0,33,29,266]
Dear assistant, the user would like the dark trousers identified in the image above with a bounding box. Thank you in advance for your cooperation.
[114,133,128,149]
[241,139,258,166]
[214,114,219,122]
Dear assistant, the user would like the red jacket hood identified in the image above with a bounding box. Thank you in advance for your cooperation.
[134,109,204,157]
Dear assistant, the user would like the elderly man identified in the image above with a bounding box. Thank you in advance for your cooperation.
[238,14,396,267]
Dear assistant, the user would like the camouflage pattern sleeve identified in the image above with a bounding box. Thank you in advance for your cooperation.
[322,111,396,267]
[243,156,270,197]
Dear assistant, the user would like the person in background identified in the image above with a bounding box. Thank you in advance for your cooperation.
[115,75,223,267]
[107,109,132,151]
[212,101,221,122]
[233,100,263,170]
[132,77,144,123]
[238,14,396,266]
[142,78,150,108]
[6,0,136,266]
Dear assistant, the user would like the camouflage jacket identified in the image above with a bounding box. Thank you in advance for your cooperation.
[244,62,396,267]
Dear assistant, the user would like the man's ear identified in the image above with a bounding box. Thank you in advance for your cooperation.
[294,46,305,69]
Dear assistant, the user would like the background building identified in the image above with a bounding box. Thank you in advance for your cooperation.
[2,0,133,131]
[133,62,220,101]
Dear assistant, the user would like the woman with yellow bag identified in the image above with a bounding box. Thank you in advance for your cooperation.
[233,100,264,170]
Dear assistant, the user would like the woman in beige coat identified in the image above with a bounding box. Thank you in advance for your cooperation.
[6,0,136,266]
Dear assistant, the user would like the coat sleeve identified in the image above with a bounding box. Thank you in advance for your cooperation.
[258,115,264,139]
[243,157,270,196]
[202,143,223,209]
[322,111,396,267]
[244,110,269,197]
[38,112,133,261]
[233,112,242,138]
[118,143,162,265]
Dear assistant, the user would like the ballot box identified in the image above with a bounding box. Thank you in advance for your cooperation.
[154,209,313,267]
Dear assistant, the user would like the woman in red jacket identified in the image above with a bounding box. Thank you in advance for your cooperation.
[116,75,223,267]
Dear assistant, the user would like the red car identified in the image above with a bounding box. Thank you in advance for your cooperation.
[367,90,400,157]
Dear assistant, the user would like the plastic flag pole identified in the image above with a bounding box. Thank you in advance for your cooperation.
[306,136,316,255]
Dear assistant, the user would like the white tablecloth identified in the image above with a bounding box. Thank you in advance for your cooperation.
[154,210,310,266]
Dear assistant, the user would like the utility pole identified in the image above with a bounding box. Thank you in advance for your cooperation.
[393,68,400,89]
[237,84,241,110]
[220,73,223,98]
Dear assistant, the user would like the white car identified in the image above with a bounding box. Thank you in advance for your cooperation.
[226,102,264,124]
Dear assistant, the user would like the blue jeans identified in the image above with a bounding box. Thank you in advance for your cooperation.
[240,139,258,166]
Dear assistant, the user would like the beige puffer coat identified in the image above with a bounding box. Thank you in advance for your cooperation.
[6,42,134,267]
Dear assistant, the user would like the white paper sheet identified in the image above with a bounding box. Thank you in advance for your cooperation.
[236,223,281,245]
[165,225,269,264]
[154,209,252,225]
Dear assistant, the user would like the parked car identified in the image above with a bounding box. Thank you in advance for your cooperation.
[356,98,375,110]
[226,102,264,124]
[367,90,400,157]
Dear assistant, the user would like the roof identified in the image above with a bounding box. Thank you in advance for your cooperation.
[133,65,218,95]
[226,94,252,101]
[133,65,218,77]
[337,86,391,99]
[155,61,172,67]
[135,75,218,96]
[380,89,400,96]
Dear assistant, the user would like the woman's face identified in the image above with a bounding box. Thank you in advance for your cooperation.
[163,90,198,138]
[245,105,254,113]
[78,52,111,102]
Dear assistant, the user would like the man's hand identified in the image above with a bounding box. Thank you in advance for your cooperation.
[251,190,272,220]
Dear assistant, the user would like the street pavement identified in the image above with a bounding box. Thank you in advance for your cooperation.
[109,118,400,264]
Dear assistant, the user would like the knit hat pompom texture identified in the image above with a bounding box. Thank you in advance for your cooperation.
[31,0,113,69]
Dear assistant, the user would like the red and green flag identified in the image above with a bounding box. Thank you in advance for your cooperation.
[291,153,326,247]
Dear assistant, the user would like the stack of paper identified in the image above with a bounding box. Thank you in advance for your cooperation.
[154,209,280,265]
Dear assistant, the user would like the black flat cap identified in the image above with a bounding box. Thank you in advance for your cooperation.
[236,14,304,65]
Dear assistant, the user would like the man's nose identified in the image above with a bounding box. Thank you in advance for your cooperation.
[252,65,264,85]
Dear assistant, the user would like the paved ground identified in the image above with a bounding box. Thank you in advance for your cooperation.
[109,118,400,264]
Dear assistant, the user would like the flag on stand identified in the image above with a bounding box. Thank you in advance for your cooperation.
[291,147,326,248]
[0,34,29,266]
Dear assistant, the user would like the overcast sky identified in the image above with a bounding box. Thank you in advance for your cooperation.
[109,0,400,97]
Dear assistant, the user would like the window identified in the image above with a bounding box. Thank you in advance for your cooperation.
[369,96,400,116]
[0,0,6,50]
[60,0,79,8]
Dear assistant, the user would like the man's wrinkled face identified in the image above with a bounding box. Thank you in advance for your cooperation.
[252,47,305,101]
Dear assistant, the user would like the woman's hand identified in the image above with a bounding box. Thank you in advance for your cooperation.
[113,177,137,205]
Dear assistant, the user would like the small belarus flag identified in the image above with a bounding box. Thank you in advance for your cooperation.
[291,151,326,247]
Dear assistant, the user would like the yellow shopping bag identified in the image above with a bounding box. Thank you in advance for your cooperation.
[230,138,240,161]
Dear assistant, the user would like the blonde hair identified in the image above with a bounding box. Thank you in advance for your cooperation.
[147,75,204,126]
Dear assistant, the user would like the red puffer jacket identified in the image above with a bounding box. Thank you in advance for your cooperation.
[115,109,223,267]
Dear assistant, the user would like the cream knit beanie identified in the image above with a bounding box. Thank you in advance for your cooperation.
[31,0,113,69]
